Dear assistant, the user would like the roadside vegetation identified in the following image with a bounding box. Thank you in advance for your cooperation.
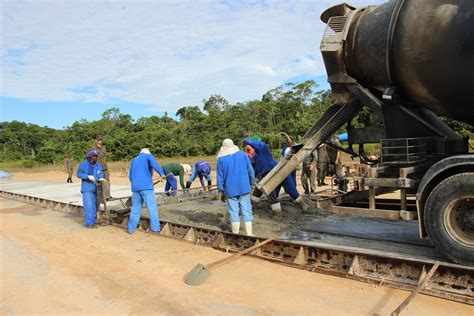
[1,80,472,170]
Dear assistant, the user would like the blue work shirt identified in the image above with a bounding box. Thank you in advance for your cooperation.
[129,153,164,192]
[76,159,104,193]
[243,138,277,177]
[217,151,255,198]
[188,161,212,188]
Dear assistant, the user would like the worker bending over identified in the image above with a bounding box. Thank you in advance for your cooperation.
[186,160,212,190]
[243,137,308,215]
[161,162,186,196]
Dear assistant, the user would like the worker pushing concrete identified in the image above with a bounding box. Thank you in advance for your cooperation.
[161,165,178,196]
[128,147,165,234]
[217,139,255,235]
[76,150,105,228]
[186,160,212,190]
[161,162,186,190]
[243,137,308,215]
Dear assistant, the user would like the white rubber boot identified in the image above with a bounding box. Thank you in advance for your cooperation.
[231,222,240,234]
[295,196,309,211]
[243,221,253,236]
[271,203,282,219]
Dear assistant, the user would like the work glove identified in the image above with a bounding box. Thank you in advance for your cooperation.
[87,175,95,182]
[220,192,226,202]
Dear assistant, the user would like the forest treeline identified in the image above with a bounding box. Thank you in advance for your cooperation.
[1,80,472,166]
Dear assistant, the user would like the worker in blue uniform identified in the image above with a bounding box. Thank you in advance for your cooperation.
[217,139,255,235]
[76,150,105,228]
[243,138,308,215]
[128,148,165,234]
[186,160,212,190]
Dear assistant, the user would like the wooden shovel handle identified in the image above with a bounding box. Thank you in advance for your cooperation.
[206,238,274,270]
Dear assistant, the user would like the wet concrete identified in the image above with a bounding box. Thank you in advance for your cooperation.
[301,216,433,247]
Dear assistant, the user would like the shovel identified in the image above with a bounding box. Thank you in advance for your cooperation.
[184,238,274,286]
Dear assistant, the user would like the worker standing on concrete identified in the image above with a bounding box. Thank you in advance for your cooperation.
[76,150,105,228]
[64,155,75,183]
[90,135,109,181]
[128,147,165,234]
[217,139,255,235]
[186,161,212,190]
[317,144,330,186]
[301,149,318,194]
[161,163,186,190]
[243,137,308,215]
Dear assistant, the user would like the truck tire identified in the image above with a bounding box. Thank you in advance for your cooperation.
[424,173,474,265]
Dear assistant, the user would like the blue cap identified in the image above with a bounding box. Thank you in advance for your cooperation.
[86,150,99,159]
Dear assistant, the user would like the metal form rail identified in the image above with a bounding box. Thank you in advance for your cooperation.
[1,190,473,305]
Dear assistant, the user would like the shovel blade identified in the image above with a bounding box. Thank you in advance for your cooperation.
[184,263,212,286]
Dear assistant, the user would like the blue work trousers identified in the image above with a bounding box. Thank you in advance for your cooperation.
[275,175,300,200]
[226,193,253,222]
[253,172,299,204]
[128,190,160,233]
[164,173,177,196]
[82,191,97,227]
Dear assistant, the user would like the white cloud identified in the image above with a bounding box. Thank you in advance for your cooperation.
[1,0,384,111]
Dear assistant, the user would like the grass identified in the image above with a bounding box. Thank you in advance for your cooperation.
[0,155,218,173]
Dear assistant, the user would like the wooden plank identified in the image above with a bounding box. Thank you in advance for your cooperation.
[366,178,399,187]
[400,188,407,211]
[330,205,401,219]
[365,177,416,188]
[369,186,376,209]
[391,262,440,316]
[337,206,398,219]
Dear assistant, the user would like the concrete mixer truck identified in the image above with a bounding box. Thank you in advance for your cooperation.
[257,0,474,265]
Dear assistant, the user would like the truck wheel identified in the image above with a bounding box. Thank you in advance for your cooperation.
[424,173,474,265]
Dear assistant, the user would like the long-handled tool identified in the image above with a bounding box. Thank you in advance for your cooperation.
[184,238,274,286]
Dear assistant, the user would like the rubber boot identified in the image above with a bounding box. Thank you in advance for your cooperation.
[231,222,240,234]
[271,203,282,220]
[207,180,212,191]
[295,196,309,211]
[243,221,253,236]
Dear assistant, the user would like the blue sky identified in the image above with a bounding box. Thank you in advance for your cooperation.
[1,0,381,129]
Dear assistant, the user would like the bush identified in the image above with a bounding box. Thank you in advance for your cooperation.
[35,146,58,164]
[22,159,36,168]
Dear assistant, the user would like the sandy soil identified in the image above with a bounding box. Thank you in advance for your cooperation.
[1,198,471,315]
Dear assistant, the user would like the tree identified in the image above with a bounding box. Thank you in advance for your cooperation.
[203,94,229,113]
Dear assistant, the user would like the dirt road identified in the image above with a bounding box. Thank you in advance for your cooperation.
[1,198,471,315]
